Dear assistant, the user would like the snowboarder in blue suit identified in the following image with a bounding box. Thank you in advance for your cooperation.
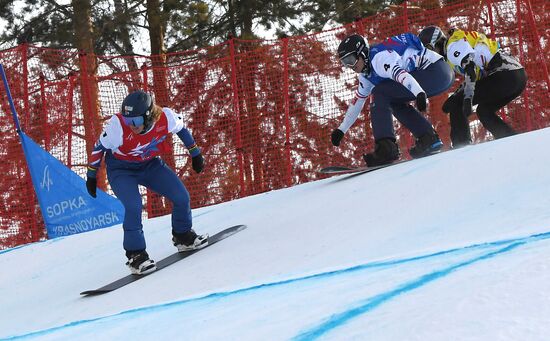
[86,90,208,275]
[331,33,454,166]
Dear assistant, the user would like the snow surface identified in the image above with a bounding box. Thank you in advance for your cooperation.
[2,128,550,340]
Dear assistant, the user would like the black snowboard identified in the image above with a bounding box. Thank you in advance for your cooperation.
[81,224,247,296]
[319,160,405,174]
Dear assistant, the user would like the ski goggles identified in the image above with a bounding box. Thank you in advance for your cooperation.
[122,115,144,127]
[340,52,359,68]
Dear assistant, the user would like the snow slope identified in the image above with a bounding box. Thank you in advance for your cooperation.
[2,128,550,340]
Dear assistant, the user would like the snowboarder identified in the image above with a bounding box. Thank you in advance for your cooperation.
[418,26,526,147]
[331,33,454,166]
[85,90,208,275]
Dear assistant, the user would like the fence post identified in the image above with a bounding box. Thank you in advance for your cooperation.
[402,1,409,32]
[79,51,91,148]
[282,38,292,187]
[523,0,550,90]
[141,63,149,91]
[21,43,29,130]
[355,18,365,35]
[78,50,105,197]
[140,62,154,216]
[21,45,41,240]
[229,38,246,197]
[402,3,414,154]
[486,0,512,126]
[514,0,532,131]
[39,74,50,150]
[485,0,496,39]
[67,75,75,168]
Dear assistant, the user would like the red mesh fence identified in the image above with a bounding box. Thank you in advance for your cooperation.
[0,0,548,249]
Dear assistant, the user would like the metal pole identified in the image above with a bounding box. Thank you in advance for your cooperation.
[229,38,246,197]
[0,64,23,133]
[282,38,292,187]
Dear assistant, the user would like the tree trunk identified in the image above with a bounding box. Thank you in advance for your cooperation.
[146,0,174,216]
[72,0,102,185]
[227,0,237,37]
[113,0,140,81]
[239,0,254,39]
[146,0,168,105]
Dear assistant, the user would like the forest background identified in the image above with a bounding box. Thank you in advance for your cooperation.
[0,0,407,55]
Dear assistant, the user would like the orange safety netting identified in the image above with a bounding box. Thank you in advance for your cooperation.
[1,0,548,249]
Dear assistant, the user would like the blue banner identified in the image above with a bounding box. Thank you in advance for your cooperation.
[20,133,124,238]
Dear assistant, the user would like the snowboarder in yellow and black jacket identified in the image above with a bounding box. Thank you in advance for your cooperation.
[419,27,527,147]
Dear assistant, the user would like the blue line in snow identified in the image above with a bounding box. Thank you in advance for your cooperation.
[0,244,27,255]
[5,231,550,340]
[293,241,525,340]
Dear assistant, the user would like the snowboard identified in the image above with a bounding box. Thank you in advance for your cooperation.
[319,160,405,174]
[80,224,247,296]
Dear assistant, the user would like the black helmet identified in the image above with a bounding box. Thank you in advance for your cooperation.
[337,34,370,72]
[121,90,154,131]
[418,26,447,57]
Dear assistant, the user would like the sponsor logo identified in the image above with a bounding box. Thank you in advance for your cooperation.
[40,165,53,192]
[46,196,87,218]
[52,211,121,235]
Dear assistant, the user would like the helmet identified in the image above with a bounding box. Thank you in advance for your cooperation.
[418,26,447,56]
[337,34,370,72]
[121,90,154,130]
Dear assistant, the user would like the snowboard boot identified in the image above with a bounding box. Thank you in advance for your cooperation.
[126,250,156,275]
[172,229,209,252]
[409,130,443,158]
[363,138,400,167]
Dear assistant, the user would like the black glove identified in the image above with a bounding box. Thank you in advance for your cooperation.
[416,92,427,112]
[86,177,97,198]
[442,95,455,113]
[331,129,344,146]
[192,154,204,173]
[463,98,472,117]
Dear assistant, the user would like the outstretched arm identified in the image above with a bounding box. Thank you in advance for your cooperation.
[339,94,369,133]
[331,75,374,147]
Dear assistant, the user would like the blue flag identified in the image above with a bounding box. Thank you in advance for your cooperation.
[20,132,124,238]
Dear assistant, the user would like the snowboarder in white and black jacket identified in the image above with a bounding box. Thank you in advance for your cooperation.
[419,26,526,148]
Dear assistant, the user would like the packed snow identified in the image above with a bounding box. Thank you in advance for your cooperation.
[2,127,550,340]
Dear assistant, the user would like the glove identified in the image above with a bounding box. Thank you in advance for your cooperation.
[192,154,204,173]
[442,95,455,113]
[463,97,473,117]
[331,129,344,146]
[442,83,465,114]
[86,177,97,198]
[416,92,427,112]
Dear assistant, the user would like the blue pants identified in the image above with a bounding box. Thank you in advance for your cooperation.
[369,59,454,140]
[106,155,192,252]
